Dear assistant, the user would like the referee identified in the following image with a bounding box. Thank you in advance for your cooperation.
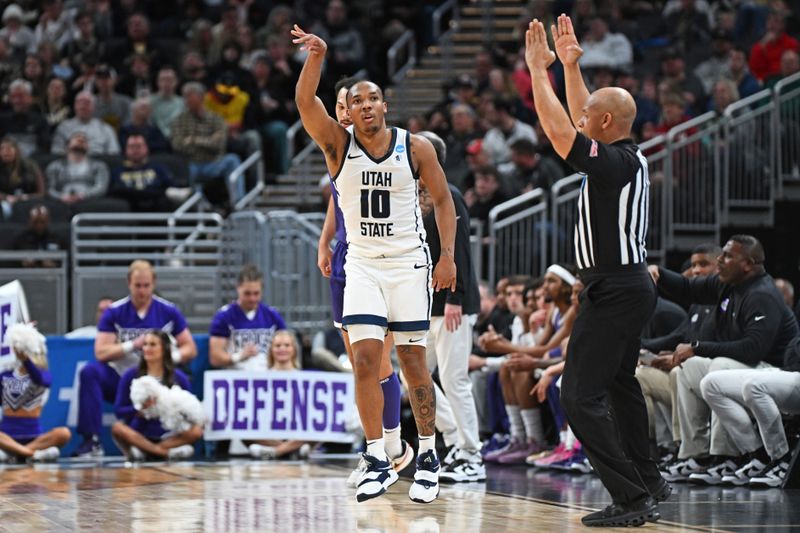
[526,16,669,527]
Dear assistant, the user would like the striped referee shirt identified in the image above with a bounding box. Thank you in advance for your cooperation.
[566,134,650,270]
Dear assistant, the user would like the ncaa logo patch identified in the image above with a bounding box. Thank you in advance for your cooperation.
[589,140,598,158]
[395,144,405,154]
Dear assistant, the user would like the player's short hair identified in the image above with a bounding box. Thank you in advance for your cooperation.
[416,130,446,167]
[335,75,361,95]
[237,264,264,285]
[346,80,384,105]
[128,259,155,281]
[691,243,722,258]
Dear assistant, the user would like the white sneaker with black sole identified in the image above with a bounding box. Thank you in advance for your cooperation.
[750,458,789,488]
[409,450,440,503]
[689,458,741,485]
[660,457,707,482]
[439,449,486,483]
[721,458,768,486]
[347,455,368,488]
[356,454,398,502]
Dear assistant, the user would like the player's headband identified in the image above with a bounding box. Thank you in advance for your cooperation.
[546,265,576,286]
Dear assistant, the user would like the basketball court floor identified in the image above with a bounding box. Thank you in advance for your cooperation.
[0,457,795,532]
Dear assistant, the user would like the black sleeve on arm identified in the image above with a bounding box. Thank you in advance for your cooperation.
[657,269,722,307]
[642,316,690,353]
[446,189,471,307]
[694,292,782,365]
[565,133,630,188]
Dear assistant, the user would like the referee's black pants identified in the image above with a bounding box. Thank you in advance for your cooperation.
[561,265,663,505]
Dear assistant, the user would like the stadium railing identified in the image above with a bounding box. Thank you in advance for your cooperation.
[549,173,582,268]
[487,187,549,285]
[71,212,224,332]
[775,71,800,199]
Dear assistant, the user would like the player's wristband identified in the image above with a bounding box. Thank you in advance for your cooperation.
[171,348,182,364]
[230,352,243,365]
[121,340,135,355]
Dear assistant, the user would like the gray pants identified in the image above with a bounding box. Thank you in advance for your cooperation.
[635,365,680,445]
[701,368,800,461]
[676,356,770,458]
[470,368,492,437]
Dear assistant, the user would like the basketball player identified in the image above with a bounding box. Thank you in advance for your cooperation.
[293,25,457,503]
[317,76,414,486]
[73,260,197,457]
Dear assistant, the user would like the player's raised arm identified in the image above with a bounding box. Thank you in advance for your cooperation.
[291,25,347,169]
[414,134,457,292]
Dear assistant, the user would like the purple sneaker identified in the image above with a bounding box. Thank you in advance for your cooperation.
[484,439,521,463]
[481,434,510,458]
[497,440,544,465]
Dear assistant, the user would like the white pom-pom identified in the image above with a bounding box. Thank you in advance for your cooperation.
[7,323,46,358]
[130,375,205,432]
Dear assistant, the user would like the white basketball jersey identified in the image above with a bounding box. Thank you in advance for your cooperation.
[332,127,426,259]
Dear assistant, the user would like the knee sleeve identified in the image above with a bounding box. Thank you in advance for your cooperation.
[346,324,386,344]
[393,330,428,348]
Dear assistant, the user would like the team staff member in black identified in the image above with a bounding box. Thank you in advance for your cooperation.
[526,16,668,527]
[417,131,485,482]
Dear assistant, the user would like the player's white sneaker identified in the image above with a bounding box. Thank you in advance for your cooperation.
[347,455,368,488]
[409,450,441,503]
[249,443,277,460]
[356,454,399,502]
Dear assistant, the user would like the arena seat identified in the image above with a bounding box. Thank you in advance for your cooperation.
[9,197,71,223]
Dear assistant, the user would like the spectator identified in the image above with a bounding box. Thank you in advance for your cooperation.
[36,40,71,81]
[579,15,633,72]
[660,48,707,115]
[208,264,287,371]
[249,53,293,174]
[774,278,795,308]
[22,54,49,106]
[265,33,300,88]
[0,79,51,157]
[709,78,740,114]
[62,10,105,73]
[12,205,66,267]
[109,134,174,212]
[0,136,45,218]
[657,0,711,66]
[310,0,365,84]
[487,67,536,126]
[65,297,114,339]
[180,51,209,86]
[695,30,736,94]
[93,64,132,131]
[481,96,538,168]
[503,138,564,193]
[652,235,799,484]
[247,330,311,460]
[187,19,214,64]
[106,13,161,73]
[118,97,170,154]
[204,72,260,162]
[464,165,509,225]
[0,39,21,96]
[766,49,800,88]
[111,330,201,462]
[655,92,693,136]
[73,260,197,457]
[748,7,799,83]
[116,52,154,99]
[209,6,239,66]
[33,0,74,51]
[211,40,256,94]
[724,47,762,99]
[0,323,70,463]
[0,4,34,60]
[444,103,482,191]
[171,82,241,199]
[46,131,109,204]
[40,76,71,132]
[52,91,120,155]
[473,50,494,95]
[150,66,184,139]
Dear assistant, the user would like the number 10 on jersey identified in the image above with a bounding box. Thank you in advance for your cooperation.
[359,189,394,236]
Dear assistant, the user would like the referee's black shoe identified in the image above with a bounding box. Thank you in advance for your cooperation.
[581,496,660,527]
[649,478,673,503]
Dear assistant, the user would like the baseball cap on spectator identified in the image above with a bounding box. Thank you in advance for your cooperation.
[2,4,23,22]
[466,139,483,156]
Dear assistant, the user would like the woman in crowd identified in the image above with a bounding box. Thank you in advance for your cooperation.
[248,329,311,460]
[0,323,70,463]
[112,330,202,461]
[0,136,45,218]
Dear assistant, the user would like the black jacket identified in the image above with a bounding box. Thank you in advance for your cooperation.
[656,269,799,367]
[642,303,714,353]
[424,185,480,316]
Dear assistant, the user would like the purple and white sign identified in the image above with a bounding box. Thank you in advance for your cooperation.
[203,370,355,442]
[0,281,28,368]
